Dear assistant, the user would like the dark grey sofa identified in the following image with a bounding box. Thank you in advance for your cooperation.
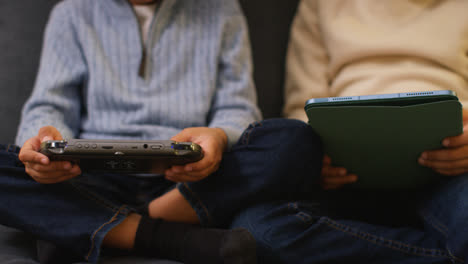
[0,0,300,263]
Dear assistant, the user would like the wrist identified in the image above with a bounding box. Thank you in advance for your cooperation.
[213,127,228,151]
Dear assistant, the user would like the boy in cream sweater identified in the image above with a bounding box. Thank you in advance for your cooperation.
[231,1,468,263]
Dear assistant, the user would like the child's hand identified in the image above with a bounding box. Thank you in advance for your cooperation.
[418,109,468,176]
[18,126,81,184]
[320,155,358,190]
[165,127,227,182]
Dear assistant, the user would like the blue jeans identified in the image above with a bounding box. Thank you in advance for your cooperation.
[230,172,468,262]
[0,119,323,263]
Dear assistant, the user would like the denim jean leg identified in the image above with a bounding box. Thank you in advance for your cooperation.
[419,174,468,262]
[178,118,323,227]
[0,145,132,263]
[231,200,456,264]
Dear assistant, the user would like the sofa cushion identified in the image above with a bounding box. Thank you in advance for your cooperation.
[0,0,59,143]
[0,224,38,263]
[239,0,300,119]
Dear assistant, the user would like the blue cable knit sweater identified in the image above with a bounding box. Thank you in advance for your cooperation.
[16,0,262,147]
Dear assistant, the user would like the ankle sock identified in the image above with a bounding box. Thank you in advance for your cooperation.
[134,217,257,264]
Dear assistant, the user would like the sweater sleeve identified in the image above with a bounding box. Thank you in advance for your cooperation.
[283,0,330,122]
[207,1,262,148]
[15,3,87,146]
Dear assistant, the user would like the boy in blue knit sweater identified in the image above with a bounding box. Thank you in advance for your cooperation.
[1,0,272,263]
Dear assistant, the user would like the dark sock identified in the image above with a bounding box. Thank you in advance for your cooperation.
[134,217,257,264]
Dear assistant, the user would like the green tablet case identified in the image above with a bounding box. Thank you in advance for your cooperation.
[306,97,463,189]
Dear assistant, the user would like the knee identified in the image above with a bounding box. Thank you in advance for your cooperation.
[239,118,323,176]
[240,118,322,151]
[259,118,315,137]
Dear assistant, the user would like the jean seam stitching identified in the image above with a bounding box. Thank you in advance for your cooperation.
[447,250,465,264]
[422,212,463,263]
[2,144,22,167]
[295,212,312,222]
[86,205,128,261]
[321,217,460,261]
[242,127,253,145]
[422,211,449,237]
[288,202,298,210]
[182,182,214,225]
[242,121,262,146]
[245,207,274,253]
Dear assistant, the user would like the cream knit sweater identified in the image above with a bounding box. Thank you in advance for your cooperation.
[284,0,468,121]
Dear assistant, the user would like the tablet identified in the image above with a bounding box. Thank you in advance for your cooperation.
[305,90,458,107]
[39,139,203,174]
[305,90,463,189]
